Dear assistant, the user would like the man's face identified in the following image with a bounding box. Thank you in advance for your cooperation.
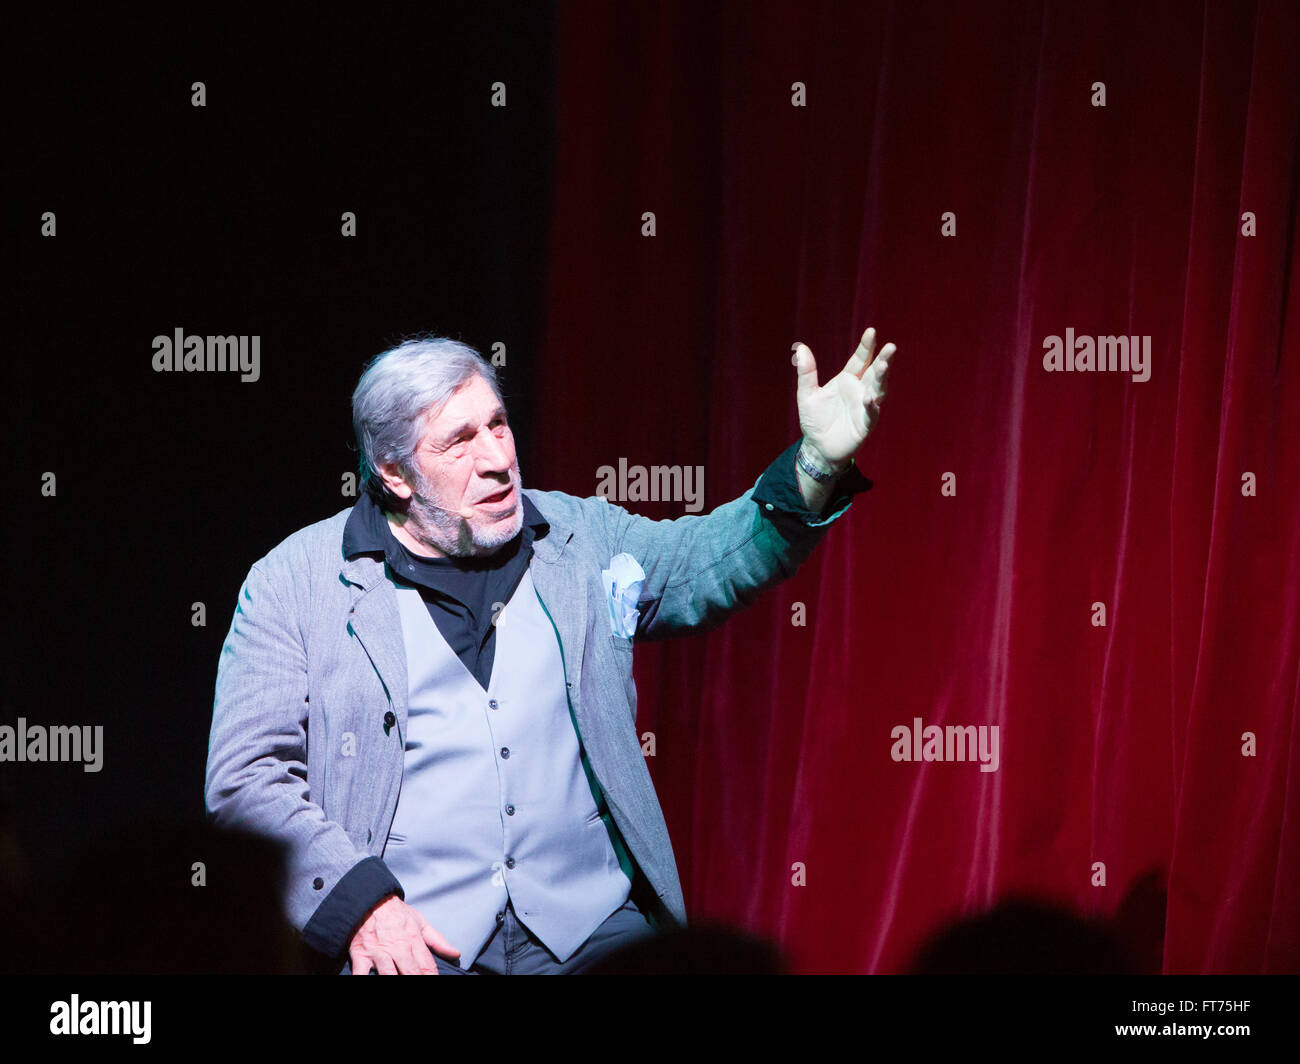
[377,374,523,558]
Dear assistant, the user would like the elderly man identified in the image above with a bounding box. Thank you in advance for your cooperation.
[205,327,897,974]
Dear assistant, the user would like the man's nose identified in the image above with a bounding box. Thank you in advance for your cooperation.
[473,426,512,472]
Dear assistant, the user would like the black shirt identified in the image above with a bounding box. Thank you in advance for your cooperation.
[342,489,547,692]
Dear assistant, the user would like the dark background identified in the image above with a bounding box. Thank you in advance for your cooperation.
[7,7,556,882]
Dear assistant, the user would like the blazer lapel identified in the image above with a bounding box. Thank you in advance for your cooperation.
[340,555,410,734]
[528,514,586,700]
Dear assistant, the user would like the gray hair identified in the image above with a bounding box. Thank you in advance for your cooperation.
[352,336,505,508]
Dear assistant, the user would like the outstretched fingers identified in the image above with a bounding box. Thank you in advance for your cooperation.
[845,326,877,378]
[867,341,897,402]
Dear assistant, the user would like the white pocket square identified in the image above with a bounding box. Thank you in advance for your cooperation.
[602,552,645,638]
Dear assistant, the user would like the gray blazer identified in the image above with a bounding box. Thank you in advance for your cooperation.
[205,468,855,958]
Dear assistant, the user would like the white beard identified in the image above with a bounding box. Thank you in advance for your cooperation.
[404,459,525,558]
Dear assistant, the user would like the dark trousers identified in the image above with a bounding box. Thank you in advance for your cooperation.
[433,895,657,974]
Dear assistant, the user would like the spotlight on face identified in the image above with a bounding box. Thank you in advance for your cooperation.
[381,375,524,558]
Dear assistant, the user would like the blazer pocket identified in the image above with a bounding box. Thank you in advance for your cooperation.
[609,634,633,652]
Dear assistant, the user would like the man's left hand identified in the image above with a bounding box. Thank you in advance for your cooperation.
[793,325,898,469]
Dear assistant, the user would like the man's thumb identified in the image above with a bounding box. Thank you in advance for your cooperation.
[792,342,819,397]
[421,919,461,958]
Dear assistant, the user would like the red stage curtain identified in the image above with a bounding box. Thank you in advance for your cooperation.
[533,0,1299,973]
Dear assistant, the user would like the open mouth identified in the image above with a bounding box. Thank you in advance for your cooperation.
[479,485,513,505]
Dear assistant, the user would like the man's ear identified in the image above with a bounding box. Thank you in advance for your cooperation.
[375,460,415,501]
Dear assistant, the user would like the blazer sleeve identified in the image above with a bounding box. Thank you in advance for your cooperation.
[591,442,865,642]
[204,560,404,959]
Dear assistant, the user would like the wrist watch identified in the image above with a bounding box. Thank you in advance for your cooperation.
[796,440,849,483]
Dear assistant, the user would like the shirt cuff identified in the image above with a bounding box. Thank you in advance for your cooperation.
[751,437,873,529]
[301,856,405,959]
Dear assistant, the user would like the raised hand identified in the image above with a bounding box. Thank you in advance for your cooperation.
[793,325,898,468]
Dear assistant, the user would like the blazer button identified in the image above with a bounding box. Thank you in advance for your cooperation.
[505,857,516,869]
[312,877,324,890]
[500,747,510,759]
[367,829,372,844]
[383,711,396,735]
[505,804,515,816]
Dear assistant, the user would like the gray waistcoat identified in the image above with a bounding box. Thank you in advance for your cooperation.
[383,563,631,968]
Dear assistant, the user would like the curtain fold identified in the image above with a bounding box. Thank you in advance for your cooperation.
[536,0,1299,973]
